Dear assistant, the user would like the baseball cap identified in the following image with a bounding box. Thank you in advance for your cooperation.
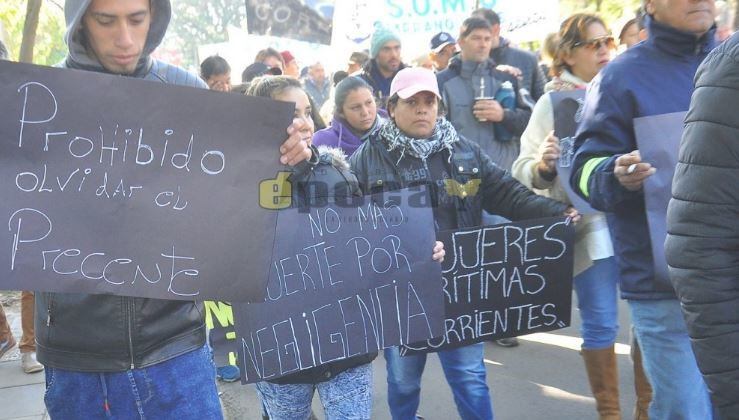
[430,32,456,53]
[280,50,295,64]
[389,67,441,100]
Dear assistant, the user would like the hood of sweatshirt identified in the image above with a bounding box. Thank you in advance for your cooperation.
[63,0,171,75]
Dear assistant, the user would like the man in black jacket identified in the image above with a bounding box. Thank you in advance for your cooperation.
[665,31,739,420]
[358,25,406,109]
[570,1,717,417]
[472,8,546,102]
[37,0,313,418]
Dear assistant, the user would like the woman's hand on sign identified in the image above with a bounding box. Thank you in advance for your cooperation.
[280,119,313,166]
[536,131,560,178]
[614,150,656,191]
[564,206,581,225]
[432,241,445,263]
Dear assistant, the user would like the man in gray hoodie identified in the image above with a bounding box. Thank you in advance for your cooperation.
[437,17,532,176]
[36,1,313,418]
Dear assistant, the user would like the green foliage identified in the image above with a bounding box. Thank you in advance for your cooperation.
[0,0,67,65]
[166,0,247,68]
[559,0,643,25]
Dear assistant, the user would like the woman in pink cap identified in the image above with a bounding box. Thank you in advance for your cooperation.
[349,67,579,420]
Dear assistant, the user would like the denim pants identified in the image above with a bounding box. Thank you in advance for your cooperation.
[573,257,619,349]
[44,345,223,419]
[255,363,373,420]
[629,299,714,419]
[385,343,493,420]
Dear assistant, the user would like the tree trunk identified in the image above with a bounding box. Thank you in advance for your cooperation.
[19,0,43,63]
[735,0,739,31]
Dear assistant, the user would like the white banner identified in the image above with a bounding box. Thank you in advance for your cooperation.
[199,0,560,80]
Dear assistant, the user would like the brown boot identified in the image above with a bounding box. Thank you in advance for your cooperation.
[632,340,652,420]
[582,345,621,420]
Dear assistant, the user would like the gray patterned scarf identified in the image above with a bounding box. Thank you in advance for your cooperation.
[380,117,459,165]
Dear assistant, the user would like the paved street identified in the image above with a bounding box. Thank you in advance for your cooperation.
[1,292,636,419]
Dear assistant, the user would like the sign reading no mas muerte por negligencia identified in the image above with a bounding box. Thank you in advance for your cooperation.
[401,217,575,355]
[0,60,296,302]
[233,188,445,383]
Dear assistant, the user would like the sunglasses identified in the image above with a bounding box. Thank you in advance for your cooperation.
[574,36,616,51]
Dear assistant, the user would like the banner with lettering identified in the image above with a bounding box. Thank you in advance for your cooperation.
[206,301,239,366]
[233,187,444,383]
[401,217,574,354]
[245,0,335,45]
[0,61,293,302]
[331,0,559,60]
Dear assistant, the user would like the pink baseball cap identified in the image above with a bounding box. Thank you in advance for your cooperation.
[390,67,441,100]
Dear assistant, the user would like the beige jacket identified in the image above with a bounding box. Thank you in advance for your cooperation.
[512,70,613,276]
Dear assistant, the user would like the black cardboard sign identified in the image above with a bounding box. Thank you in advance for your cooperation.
[401,217,574,354]
[233,188,444,383]
[0,61,293,302]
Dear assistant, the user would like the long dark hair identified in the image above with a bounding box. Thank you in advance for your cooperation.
[247,76,326,130]
[333,76,374,117]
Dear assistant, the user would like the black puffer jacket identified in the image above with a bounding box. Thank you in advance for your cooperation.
[491,37,546,101]
[349,125,568,228]
[665,32,739,419]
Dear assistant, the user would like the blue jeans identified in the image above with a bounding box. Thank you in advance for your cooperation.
[255,363,373,420]
[385,343,492,420]
[44,345,222,419]
[629,299,714,419]
[573,257,619,349]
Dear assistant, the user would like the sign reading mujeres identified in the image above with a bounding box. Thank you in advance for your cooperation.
[233,188,444,383]
[0,61,293,302]
[402,217,574,354]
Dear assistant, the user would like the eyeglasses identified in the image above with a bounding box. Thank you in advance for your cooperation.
[574,36,616,51]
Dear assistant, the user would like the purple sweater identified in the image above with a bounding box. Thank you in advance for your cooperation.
[312,113,385,157]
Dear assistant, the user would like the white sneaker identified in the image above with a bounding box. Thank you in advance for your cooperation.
[21,352,44,374]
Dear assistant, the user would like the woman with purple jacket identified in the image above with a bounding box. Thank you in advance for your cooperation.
[313,76,386,156]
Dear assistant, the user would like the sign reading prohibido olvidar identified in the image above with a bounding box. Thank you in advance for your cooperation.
[0,61,295,303]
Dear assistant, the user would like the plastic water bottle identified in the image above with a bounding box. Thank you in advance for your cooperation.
[494,81,515,142]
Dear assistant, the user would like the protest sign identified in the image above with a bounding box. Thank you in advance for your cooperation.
[233,188,444,383]
[550,90,596,215]
[245,0,335,45]
[206,301,239,366]
[634,111,686,286]
[402,217,574,354]
[0,61,293,302]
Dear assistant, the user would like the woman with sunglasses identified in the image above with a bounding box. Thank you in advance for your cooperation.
[512,14,651,420]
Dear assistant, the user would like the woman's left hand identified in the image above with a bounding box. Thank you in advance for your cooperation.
[280,119,313,165]
[432,240,445,263]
